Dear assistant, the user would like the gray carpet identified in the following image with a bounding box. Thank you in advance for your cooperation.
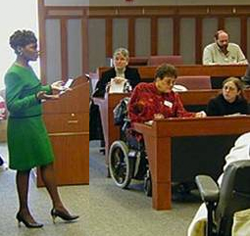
[0,142,89,236]
[0,141,201,236]
[89,141,201,236]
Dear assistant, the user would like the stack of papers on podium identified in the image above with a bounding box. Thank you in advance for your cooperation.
[59,78,74,95]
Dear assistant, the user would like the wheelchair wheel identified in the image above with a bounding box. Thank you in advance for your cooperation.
[144,170,152,197]
[109,141,133,189]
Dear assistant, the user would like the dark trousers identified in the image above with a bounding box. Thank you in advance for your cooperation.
[89,101,104,141]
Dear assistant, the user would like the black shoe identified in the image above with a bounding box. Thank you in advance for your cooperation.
[99,148,105,155]
[106,167,111,178]
[16,212,43,228]
[50,208,79,223]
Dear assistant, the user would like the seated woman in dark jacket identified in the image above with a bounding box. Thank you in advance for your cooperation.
[207,77,249,116]
[90,48,140,142]
[93,47,141,97]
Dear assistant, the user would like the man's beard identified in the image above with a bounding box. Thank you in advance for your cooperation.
[217,43,228,52]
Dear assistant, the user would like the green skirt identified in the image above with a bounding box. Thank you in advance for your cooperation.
[7,115,54,171]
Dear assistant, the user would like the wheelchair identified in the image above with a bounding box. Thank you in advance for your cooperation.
[108,98,152,196]
[196,160,250,236]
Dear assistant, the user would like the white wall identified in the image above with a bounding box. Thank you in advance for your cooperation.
[0,0,38,90]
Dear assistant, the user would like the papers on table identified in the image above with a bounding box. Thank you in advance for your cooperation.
[145,120,153,126]
[109,78,126,93]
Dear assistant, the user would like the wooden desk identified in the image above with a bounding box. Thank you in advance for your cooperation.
[134,116,250,210]
[93,89,250,164]
[97,64,247,82]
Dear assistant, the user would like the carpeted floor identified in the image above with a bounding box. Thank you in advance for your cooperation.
[0,142,89,236]
[0,141,202,236]
[89,141,201,236]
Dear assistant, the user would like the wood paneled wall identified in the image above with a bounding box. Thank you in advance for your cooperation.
[38,2,250,82]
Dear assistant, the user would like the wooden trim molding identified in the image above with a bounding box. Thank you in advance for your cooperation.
[151,16,158,55]
[87,5,250,17]
[41,5,250,19]
[173,16,180,55]
[128,17,135,56]
[39,4,250,84]
[218,17,225,30]
[195,17,203,64]
[82,16,89,75]
[45,6,86,17]
[105,18,113,58]
[60,18,68,81]
[241,16,248,55]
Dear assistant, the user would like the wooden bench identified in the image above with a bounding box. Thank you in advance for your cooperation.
[97,64,247,82]
[93,89,250,166]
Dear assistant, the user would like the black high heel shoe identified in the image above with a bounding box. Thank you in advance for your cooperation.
[16,212,43,228]
[50,208,79,223]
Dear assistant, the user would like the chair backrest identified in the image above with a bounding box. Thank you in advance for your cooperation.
[215,160,250,236]
[128,56,148,66]
[106,56,149,67]
[175,75,212,90]
[147,55,183,66]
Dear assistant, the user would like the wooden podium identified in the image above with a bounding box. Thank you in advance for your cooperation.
[36,76,89,187]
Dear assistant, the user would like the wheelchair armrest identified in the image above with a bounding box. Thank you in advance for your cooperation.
[123,117,131,123]
[195,175,220,203]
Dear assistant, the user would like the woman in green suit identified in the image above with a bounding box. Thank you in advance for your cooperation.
[4,30,79,228]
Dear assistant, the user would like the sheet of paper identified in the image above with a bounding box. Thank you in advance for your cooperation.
[224,113,246,117]
[144,120,153,126]
[109,78,126,93]
[59,78,74,95]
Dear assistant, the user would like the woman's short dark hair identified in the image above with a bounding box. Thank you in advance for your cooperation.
[154,63,177,80]
[9,30,37,54]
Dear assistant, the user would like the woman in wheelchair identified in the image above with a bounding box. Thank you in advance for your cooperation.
[109,64,206,197]
[109,97,150,194]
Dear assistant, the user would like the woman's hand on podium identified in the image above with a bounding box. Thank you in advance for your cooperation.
[51,80,73,95]
[51,80,64,91]
[36,91,59,101]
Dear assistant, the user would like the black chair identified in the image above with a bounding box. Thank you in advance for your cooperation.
[195,160,250,236]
